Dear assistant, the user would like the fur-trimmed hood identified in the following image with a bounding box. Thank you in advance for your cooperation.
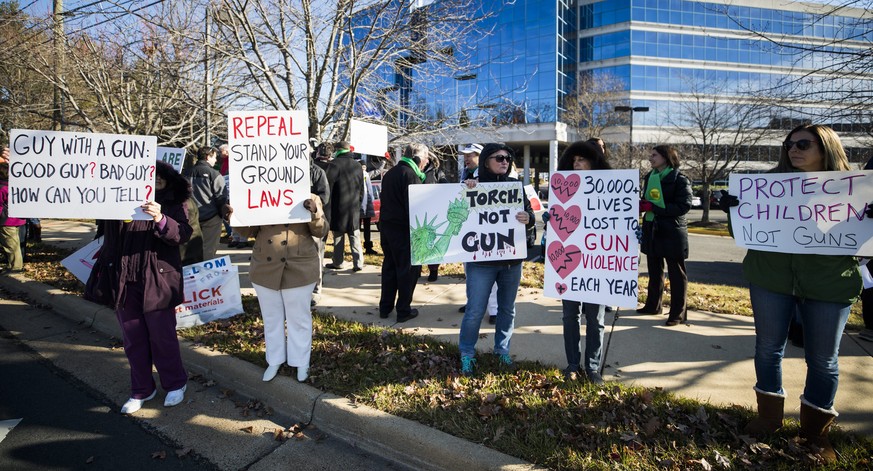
[155,160,192,206]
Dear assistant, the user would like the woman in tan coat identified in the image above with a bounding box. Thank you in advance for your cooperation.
[233,194,327,382]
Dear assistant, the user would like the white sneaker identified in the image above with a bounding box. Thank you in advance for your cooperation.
[263,364,281,382]
[120,390,156,414]
[163,384,187,407]
[297,366,309,382]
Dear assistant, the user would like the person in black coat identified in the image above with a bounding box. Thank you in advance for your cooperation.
[637,144,692,326]
[325,141,365,271]
[378,143,429,323]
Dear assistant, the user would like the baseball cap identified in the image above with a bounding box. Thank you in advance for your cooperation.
[460,143,483,154]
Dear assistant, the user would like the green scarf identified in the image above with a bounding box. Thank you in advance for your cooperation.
[333,148,351,158]
[400,157,426,182]
[644,167,673,222]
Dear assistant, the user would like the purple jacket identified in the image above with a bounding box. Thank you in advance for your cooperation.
[85,162,193,312]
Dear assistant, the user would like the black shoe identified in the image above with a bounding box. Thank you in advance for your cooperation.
[397,309,419,323]
[227,240,239,248]
[364,250,380,255]
[488,316,496,325]
[665,312,687,326]
[379,311,390,319]
[325,263,346,270]
[636,306,662,315]
[586,371,605,385]
[458,305,466,313]
[353,266,363,272]
[427,271,438,282]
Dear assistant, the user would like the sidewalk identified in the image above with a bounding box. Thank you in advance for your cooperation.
[18,220,873,440]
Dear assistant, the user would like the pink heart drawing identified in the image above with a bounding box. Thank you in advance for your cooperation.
[550,174,581,204]
[555,282,568,295]
[547,241,582,279]
[548,205,581,242]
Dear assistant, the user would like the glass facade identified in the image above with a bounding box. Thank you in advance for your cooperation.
[354,0,871,145]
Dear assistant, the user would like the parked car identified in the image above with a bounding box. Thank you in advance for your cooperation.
[371,181,381,225]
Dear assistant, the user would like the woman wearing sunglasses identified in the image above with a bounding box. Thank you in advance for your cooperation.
[731,125,862,463]
[458,143,535,376]
[637,144,693,326]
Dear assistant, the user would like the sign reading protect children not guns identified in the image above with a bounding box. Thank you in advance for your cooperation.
[728,171,873,256]
[8,129,157,220]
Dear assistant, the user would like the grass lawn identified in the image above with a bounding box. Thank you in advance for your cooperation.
[15,241,873,469]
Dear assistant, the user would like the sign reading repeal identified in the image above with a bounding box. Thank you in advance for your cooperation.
[543,170,640,308]
[408,182,527,265]
[227,110,311,226]
[729,171,873,256]
[8,129,157,220]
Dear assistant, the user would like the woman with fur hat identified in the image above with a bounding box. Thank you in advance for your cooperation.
[85,161,193,414]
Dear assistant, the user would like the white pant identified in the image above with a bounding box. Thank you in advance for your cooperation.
[252,282,316,368]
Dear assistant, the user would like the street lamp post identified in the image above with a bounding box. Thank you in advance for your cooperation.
[615,105,649,162]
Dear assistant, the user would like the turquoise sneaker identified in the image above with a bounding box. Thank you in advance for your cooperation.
[460,356,476,377]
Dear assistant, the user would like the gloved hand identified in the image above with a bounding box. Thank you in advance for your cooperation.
[635,227,643,244]
[720,193,739,213]
[866,202,873,219]
[639,200,654,213]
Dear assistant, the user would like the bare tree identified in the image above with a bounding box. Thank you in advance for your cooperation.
[662,80,774,223]
[717,1,873,138]
[199,0,497,143]
[561,71,627,139]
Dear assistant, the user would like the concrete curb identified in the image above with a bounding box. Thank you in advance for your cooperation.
[0,273,540,471]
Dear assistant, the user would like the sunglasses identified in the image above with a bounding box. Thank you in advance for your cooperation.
[490,154,511,163]
[782,139,814,151]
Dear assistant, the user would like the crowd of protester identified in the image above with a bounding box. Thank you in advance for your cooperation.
[3,124,873,464]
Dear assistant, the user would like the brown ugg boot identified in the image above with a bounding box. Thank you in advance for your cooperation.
[744,388,785,436]
[800,398,838,463]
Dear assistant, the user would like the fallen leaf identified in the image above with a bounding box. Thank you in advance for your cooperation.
[714,450,731,469]
[698,458,712,470]
[644,417,661,436]
[273,428,285,441]
[151,451,166,460]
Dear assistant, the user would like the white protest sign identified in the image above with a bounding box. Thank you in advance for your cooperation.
[349,119,387,157]
[60,237,104,284]
[175,256,244,329]
[543,170,640,308]
[227,110,311,226]
[157,146,185,173]
[729,171,873,256]
[408,182,527,265]
[8,129,156,220]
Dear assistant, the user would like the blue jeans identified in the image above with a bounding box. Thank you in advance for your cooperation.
[749,283,850,410]
[459,262,522,357]
[562,301,605,375]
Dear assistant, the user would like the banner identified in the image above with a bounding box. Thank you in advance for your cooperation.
[408,182,527,265]
[62,243,244,328]
[60,237,103,284]
[157,146,185,173]
[8,129,157,220]
[227,110,311,226]
[543,170,640,308]
[175,256,244,329]
[729,171,873,256]
[349,119,388,157]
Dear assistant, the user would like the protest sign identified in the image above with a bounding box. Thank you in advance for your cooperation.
[543,170,640,308]
[729,171,873,256]
[60,237,103,284]
[227,110,311,226]
[8,129,156,220]
[157,146,185,173]
[175,256,244,329]
[408,182,527,265]
[349,119,387,157]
